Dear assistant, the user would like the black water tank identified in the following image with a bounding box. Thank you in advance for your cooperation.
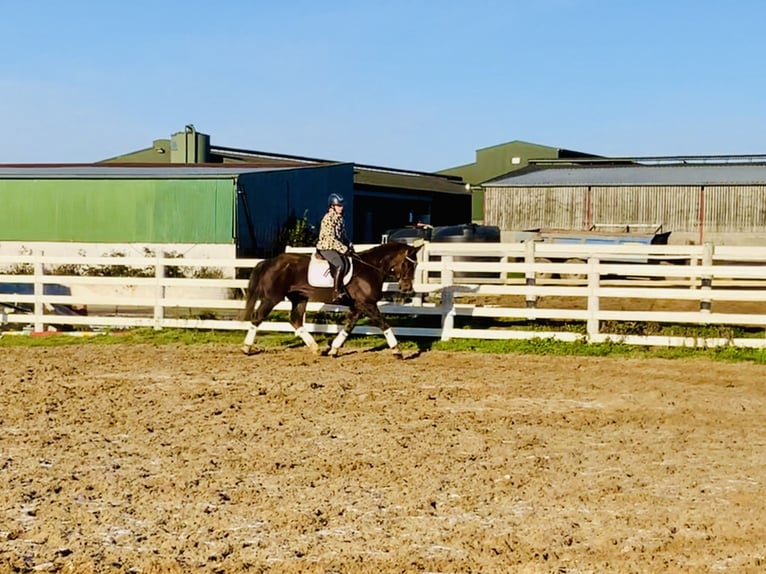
[384,226,432,244]
[431,224,501,280]
[431,224,500,243]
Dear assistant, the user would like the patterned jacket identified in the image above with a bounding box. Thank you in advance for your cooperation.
[316,209,350,253]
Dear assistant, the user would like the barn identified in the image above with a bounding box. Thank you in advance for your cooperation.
[0,128,470,258]
[482,158,766,245]
[0,163,357,259]
[437,140,601,221]
[100,126,471,247]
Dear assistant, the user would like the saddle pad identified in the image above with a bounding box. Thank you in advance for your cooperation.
[307,256,354,288]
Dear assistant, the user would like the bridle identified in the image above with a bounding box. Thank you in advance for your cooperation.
[349,249,417,281]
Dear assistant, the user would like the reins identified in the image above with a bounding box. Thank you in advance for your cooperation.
[348,252,379,271]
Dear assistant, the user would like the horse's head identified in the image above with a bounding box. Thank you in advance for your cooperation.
[384,243,422,294]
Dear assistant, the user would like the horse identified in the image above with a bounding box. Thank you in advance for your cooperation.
[240,242,422,358]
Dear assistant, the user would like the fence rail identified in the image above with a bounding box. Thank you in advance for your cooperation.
[2,242,766,348]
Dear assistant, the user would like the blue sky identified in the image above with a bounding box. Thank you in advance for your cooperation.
[1,0,764,171]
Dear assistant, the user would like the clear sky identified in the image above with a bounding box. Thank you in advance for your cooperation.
[1,0,764,171]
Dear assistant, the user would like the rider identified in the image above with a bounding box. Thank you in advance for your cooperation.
[316,193,353,301]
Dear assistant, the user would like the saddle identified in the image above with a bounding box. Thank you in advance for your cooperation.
[307,252,353,288]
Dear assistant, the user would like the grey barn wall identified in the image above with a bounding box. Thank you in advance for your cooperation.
[484,184,766,245]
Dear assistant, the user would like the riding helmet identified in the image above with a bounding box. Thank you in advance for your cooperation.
[328,193,345,207]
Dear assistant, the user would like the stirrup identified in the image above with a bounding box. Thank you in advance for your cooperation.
[331,290,345,303]
[332,281,347,302]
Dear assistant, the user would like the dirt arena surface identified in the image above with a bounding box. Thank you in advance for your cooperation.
[1,343,765,573]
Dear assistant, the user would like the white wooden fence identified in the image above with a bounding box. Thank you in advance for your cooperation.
[2,242,766,348]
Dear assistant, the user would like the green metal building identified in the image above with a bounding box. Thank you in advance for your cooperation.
[0,126,471,256]
[99,126,472,245]
[0,164,353,257]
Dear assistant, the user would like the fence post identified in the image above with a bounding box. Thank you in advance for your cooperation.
[586,257,600,341]
[154,251,165,330]
[524,240,537,309]
[418,242,428,286]
[700,242,714,313]
[33,250,45,332]
[410,242,426,306]
[441,253,453,287]
[440,255,454,341]
[689,254,697,290]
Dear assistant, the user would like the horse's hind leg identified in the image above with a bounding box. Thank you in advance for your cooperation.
[242,323,258,355]
[241,299,261,355]
[241,297,280,355]
[289,297,321,355]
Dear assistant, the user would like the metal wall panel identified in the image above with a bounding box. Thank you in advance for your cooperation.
[704,185,766,232]
[485,184,766,235]
[236,164,354,257]
[591,186,700,231]
[0,178,236,243]
[484,186,587,230]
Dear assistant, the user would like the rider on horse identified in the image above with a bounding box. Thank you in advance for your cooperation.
[316,193,354,302]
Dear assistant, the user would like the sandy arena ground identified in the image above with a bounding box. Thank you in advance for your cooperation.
[1,343,765,573]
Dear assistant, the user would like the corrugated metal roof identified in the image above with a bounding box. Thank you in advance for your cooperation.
[353,169,469,194]
[0,164,311,179]
[211,146,469,195]
[486,164,766,186]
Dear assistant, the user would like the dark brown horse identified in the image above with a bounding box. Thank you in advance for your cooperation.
[241,242,422,357]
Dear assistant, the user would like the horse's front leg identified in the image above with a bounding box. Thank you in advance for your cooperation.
[327,308,361,357]
[357,301,404,359]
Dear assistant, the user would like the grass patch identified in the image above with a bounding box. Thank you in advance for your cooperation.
[430,336,766,363]
[2,327,766,363]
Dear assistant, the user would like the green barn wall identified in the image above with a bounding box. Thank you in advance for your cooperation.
[0,179,236,243]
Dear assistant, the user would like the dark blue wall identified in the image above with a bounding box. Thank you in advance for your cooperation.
[236,164,354,257]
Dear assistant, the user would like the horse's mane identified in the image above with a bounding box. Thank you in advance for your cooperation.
[358,242,410,266]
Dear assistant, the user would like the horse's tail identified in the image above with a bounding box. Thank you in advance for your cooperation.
[241,259,268,321]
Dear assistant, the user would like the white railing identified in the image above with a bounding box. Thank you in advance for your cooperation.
[2,242,766,348]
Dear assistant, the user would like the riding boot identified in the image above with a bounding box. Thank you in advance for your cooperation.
[332,267,346,302]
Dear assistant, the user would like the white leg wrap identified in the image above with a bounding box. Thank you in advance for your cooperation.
[331,329,349,349]
[244,325,257,346]
[383,327,398,348]
[295,326,317,348]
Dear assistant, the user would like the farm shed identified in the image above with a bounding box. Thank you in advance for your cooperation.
[102,126,471,245]
[437,140,601,222]
[0,163,353,258]
[215,147,471,245]
[483,161,766,245]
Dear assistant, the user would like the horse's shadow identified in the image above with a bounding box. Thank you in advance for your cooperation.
[359,343,422,360]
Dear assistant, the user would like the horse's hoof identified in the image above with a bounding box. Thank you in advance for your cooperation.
[392,348,404,360]
[310,345,323,356]
[241,344,253,355]
[327,347,340,358]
